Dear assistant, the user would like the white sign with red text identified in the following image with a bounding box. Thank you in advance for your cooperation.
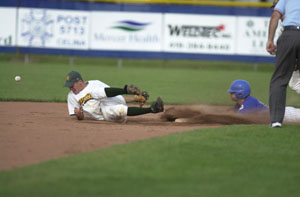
[163,13,236,54]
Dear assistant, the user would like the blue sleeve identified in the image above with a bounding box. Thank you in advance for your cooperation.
[275,0,285,15]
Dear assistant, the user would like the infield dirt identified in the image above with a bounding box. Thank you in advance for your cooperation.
[0,102,268,171]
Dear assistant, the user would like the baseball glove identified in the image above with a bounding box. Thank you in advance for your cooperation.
[125,84,141,95]
[134,91,149,107]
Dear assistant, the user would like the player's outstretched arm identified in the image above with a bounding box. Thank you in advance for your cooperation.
[124,91,149,107]
[104,85,141,97]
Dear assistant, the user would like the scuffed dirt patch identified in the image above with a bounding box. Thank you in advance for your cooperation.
[161,105,270,124]
[0,102,223,171]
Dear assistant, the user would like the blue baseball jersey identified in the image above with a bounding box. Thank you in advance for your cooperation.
[233,96,268,114]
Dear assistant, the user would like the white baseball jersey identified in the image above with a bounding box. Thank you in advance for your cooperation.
[289,71,300,94]
[67,80,128,122]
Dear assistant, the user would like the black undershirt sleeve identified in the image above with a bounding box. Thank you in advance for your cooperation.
[104,87,127,97]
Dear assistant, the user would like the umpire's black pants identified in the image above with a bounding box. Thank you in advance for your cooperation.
[269,29,300,124]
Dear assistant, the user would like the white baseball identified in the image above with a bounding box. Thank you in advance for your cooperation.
[15,76,21,82]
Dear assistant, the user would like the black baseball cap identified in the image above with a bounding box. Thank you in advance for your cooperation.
[64,71,83,87]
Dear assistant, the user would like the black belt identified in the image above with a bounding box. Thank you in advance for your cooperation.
[284,26,300,31]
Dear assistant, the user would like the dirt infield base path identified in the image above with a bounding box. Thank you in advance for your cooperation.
[0,102,221,171]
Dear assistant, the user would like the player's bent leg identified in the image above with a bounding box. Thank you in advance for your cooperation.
[127,107,152,116]
[102,105,128,122]
[127,97,164,116]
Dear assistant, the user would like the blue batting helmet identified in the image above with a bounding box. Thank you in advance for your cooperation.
[227,80,251,99]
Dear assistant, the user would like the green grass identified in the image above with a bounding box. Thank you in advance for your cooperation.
[1,53,299,106]
[1,53,300,196]
[1,125,300,197]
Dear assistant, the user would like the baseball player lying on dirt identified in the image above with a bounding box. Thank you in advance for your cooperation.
[228,79,300,127]
[64,71,164,122]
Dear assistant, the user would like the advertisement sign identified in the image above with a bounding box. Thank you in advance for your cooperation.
[17,8,89,49]
[90,12,163,51]
[164,14,236,54]
[236,16,282,56]
[0,7,17,46]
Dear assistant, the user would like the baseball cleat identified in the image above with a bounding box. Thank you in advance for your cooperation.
[151,97,164,113]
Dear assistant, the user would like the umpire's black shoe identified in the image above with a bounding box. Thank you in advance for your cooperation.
[151,97,164,113]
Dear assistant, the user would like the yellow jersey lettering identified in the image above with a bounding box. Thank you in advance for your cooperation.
[78,93,93,105]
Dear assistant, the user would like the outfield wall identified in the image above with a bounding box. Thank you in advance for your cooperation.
[0,0,280,62]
